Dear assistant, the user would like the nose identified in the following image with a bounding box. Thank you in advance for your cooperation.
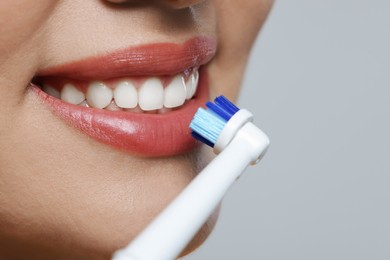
[106,0,205,9]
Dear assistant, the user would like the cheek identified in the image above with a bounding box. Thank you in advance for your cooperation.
[208,0,273,100]
[214,0,273,46]
[0,0,57,57]
[0,1,58,105]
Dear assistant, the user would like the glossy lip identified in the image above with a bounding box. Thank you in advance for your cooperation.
[38,37,216,80]
[32,37,216,157]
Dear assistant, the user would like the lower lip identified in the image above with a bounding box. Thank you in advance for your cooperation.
[31,69,209,157]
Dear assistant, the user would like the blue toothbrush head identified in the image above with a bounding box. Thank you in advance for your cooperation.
[189,95,239,147]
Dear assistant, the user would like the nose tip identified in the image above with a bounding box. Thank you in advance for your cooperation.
[106,0,205,9]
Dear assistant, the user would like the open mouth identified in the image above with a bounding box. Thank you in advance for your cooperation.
[30,37,216,157]
[34,68,199,113]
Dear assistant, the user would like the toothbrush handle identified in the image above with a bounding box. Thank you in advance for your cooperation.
[112,123,269,260]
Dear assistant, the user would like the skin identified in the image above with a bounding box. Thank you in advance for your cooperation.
[0,0,273,259]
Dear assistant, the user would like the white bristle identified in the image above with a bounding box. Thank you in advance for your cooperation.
[190,108,227,144]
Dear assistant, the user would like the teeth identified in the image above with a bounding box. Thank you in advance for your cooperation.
[42,69,200,112]
[185,70,199,100]
[114,80,138,109]
[138,77,164,111]
[164,74,186,108]
[86,81,113,109]
[61,83,85,105]
[43,85,60,99]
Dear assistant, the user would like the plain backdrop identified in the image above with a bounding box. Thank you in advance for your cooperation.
[186,1,390,259]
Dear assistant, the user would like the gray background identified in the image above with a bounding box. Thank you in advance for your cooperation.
[187,1,390,259]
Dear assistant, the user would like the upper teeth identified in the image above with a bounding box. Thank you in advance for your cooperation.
[139,77,164,111]
[164,75,186,108]
[185,70,199,100]
[86,81,114,109]
[114,80,138,109]
[60,83,85,105]
[41,69,199,112]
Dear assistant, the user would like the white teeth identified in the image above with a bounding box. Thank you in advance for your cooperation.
[43,84,60,99]
[164,74,186,108]
[45,69,199,111]
[61,83,85,105]
[138,77,164,111]
[86,81,113,109]
[185,70,199,100]
[114,80,138,109]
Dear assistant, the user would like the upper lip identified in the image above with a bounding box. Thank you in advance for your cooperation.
[37,37,216,80]
[33,37,216,157]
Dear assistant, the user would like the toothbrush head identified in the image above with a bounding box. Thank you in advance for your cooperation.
[190,95,238,147]
[189,95,253,153]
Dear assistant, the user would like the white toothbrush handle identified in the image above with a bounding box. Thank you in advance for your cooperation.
[112,123,269,260]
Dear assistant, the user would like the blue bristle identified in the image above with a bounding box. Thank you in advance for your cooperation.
[191,131,215,147]
[206,96,239,122]
[205,102,231,121]
[214,96,239,119]
[189,107,227,146]
[189,95,240,146]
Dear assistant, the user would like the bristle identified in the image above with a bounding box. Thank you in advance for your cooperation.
[191,131,215,147]
[214,96,239,117]
[207,96,239,121]
[205,102,231,121]
[189,95,240,147]
[189,108,227,146]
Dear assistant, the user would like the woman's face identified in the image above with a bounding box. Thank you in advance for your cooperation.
[0,0,272,258]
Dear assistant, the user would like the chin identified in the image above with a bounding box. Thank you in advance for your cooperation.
[0,139,217,260]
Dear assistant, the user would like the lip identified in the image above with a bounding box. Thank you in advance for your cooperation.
[32,37,215,157]
[38,37,216,80]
